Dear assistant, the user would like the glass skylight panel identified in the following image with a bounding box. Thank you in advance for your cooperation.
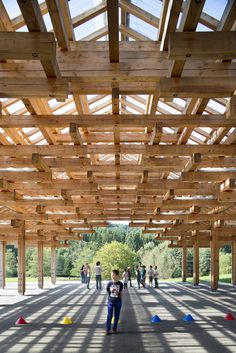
[2,0,21,19]
[191,130,206,142]
[202,0,228,21]
[207,99,226,114]
[54,102,75,115]
[74,13,106,40]
[129,15,157,40]
[68,0,102,17]
[131,0,162,18]
[6,100,25,114]
[196,23,213,32]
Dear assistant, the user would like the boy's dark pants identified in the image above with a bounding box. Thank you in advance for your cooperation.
[96,275,102,289]
[106,300,122,331]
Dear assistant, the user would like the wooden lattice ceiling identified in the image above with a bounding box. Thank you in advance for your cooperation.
[0,0,236,252]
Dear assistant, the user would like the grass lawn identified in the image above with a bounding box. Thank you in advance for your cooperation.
[6,277,80,283]
[162,273,232,284]
[6,274,232,284]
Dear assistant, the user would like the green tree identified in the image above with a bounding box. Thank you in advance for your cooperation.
[199,248,211,276]
[219,253,231,275]
[93,241,138,279]
[6,248,17,277]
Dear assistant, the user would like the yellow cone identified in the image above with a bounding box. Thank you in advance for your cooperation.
[111,317,120,324]
[61,316,73,325]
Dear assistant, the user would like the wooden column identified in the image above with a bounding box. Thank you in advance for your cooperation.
[210,229,219,291]
[38,240,44,289]
[51,244,57,285]
[193,232,199,286]
[18,224,26,295]
[182,237,187,282]
[232,241,236,285]
[0,241,6,289]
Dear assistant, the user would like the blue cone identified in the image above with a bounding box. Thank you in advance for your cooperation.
[183,314,194,322]
[151,315,161,323]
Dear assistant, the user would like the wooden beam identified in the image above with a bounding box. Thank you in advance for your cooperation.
[69,123,84,145]
[0,241,6,289]
[160,0,183,51]
[210,228,219,291]
[169,31,236,61]
[159,77,236,99]
[59,0,75,41]
[182,171,236,182]
[72,2,107,28]
[232,241,236,285]
[107,0,119,63]
[0,78,68,100]
[46,0,69,50]
[119,0,159,28]
[193,233,199,286]
[51,240,57,285]
[32,153,51,172]
[38,237,44,289]
[168,0,206,77]
[18,223,26,295]
[0,114,234,128]
[0,32,60,78]
[182,237,187,282]
[0,144,235,157]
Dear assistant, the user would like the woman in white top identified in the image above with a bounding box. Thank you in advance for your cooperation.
[95,261,102,290]
[153,266,159,288]
[147,265,154,287]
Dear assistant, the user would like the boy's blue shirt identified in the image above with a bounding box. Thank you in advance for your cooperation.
[106,280,123,302]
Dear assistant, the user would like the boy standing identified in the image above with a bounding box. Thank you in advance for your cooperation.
[106,270,123,335]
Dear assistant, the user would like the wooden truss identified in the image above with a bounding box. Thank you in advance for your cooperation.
[0,0,236,292]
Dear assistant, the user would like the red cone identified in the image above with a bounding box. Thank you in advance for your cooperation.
[225,313,235,321]
[15,316,28,325]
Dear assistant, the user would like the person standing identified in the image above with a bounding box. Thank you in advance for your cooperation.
[140,265,146,288]
[122,269,129,289]
[127,267,132,287]
[106,269,123,335]
[148,265,154,287]
[86,265,91,289]
[84,263,88,284]
[80,265,85,283]
[154,265,159,288]
[95,261,102,290]
[135,265,141,289]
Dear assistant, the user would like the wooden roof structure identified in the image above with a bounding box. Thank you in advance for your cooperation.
[0,0,236,291]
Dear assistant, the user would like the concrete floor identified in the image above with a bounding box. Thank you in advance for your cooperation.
[0,281,235,353]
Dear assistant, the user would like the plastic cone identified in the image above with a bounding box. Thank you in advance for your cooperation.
[111,317,120,324]
[61,316,73,325]
[183,314,194,322]
[15,316,28,325]
[225,313,235,321]
[151,315,161,323]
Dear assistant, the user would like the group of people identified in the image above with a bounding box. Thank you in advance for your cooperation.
[123,264,159,289]
[80,261,102,290]
[80,262,159,291]
[135,264,159,289]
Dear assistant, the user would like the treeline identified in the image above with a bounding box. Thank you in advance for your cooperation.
[5,225,232,279]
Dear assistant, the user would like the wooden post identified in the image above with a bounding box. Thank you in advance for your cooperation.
[193,233,199,286]
[182,237,187,282]
[18,224,26,295]
[38,240,44,289]
[210,229,219,291]
[51,244,57,285]
[232,241,236,285]
[0,241,6,289]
